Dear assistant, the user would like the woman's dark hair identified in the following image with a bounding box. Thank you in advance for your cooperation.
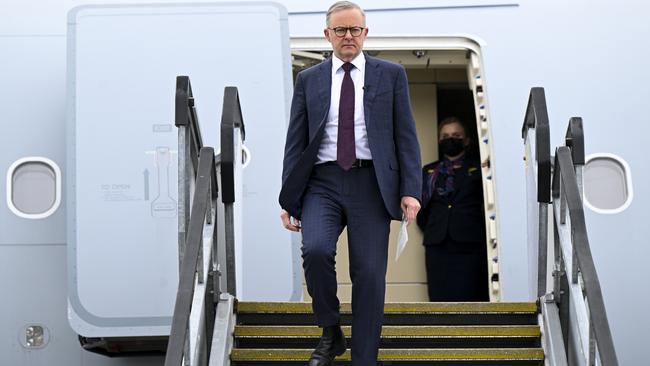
[437,116,466,135]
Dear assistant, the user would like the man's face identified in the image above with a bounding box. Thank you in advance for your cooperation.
[324,8,368,62]
[439,122,469,146]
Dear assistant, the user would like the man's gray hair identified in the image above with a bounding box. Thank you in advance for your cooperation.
[326,1,366,27]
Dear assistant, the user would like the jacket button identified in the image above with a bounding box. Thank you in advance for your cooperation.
[448,204,452,209]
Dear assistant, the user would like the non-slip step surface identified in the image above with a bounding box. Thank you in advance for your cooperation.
[234,325,541,348]
[231,302,543,365]
[230,348,545,363]
[235,325,541,338]
[235,302,539,326]
[237,302,539,314]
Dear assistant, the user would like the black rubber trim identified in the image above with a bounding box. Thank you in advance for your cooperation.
[565,117,585,165]
[221,86,246,204]
[175,75,204,170]
[521,87,551,203]
[78,335,167,356]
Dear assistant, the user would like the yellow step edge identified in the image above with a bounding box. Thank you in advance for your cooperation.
[237,302,538,314]
[234,325,541,338]
[230,348,545,361]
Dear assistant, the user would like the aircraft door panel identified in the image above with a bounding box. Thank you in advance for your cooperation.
[66,3,292,337]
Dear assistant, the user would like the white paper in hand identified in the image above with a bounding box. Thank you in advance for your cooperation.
[395,216,408,261]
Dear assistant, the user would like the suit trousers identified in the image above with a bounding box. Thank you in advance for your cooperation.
[301,163,391,366]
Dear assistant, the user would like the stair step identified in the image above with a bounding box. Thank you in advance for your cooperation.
[237,302,538,314]
[236,302,539,326]
[230,348,545,364]
[235,325,540,337]
[234,325,541,349]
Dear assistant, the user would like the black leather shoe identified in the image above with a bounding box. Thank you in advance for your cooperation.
[308,325,346,366]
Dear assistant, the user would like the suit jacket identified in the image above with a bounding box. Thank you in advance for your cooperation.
[416,157,486,245]
[279,54,422,220]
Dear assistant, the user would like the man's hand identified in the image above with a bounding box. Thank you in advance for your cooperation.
[401,196,421,225]
[280,209,301,232]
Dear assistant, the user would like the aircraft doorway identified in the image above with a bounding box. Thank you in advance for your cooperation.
[290,37,500,301]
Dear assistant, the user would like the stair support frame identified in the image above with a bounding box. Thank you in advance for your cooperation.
[209,293,236,366]
[540,294,568,366]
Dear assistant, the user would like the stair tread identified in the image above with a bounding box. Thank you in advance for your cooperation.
[236,302,538,314]
[234,325,541,338]
[230,348,545,361]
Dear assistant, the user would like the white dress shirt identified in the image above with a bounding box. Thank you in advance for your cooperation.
[316,52,372,163]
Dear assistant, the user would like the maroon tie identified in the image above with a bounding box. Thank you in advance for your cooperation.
[337,62,356,170]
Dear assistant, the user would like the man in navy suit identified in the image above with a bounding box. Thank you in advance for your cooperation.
[279,2,422,365]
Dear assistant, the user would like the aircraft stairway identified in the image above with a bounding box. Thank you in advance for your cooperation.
[161,83,618,366]
[229,301,543,365]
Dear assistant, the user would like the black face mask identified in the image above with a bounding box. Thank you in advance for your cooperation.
[439,138,465,157]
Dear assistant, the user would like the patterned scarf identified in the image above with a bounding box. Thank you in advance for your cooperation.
[422,156,465,206]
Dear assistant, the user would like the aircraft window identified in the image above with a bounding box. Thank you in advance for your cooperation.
[583,154,632,213]
[7,158,61,219]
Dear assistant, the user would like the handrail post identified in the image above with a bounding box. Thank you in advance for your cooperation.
[566,117,585,200]
[552,216,561,301]
[538,203,548,297]
[571,242,578,285]
[206,181,212,225]
[210,157,221,302]
[220,86,246,298]
[558,184,567,225]
[197,232,205,286]
[176,76,193,271]
[552,140,572,360]
[178,126,190,270]
[588,323,596,366]
[224,205,237,297]
[522,87,551,298]
[565,118,585,287]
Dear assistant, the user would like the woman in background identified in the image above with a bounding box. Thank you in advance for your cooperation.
[417,117,489,301]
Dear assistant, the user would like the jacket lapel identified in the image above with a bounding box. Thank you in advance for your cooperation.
[317,58,332,105]
[363,55,382,126]
[313,58,332,140]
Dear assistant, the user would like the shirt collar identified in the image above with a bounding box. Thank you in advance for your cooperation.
[332,52,366,73]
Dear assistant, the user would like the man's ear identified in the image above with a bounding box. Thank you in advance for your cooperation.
[324,28,331,42]
[464,137,471,146]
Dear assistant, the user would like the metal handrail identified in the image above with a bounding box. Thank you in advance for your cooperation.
[167,76,220,366]
[521,88,617,364]
[220,86,246,205]
[522,87,552,298]
[565,117,585,166]
[176,76,205,171]
[219,86,246,296]
[165,76,245,365]
[176,75,205,268]
[522,87,552,204]
[165,147,219,366]
[552,146,619,365]
[565,117,585,199]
